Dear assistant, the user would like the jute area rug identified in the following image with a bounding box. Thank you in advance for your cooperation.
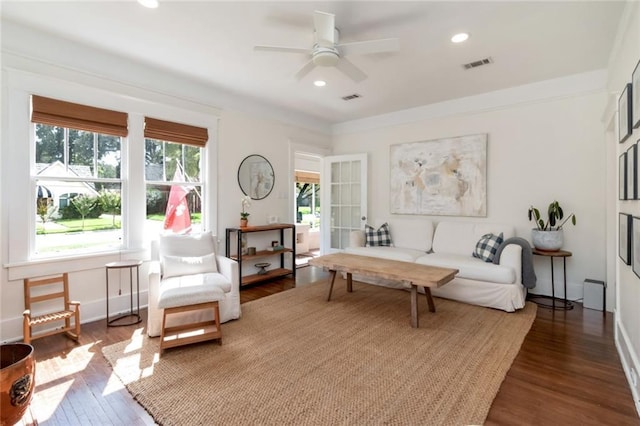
[102,279,536,425]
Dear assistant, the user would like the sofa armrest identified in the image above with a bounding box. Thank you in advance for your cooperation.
[147,260,162,337]
[350,230,366,248]
[498,244,522,285]
[216,255,240,295]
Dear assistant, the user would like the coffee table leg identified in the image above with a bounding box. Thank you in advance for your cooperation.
[327,270,337,302]
[347,272,353,293]
[411,284,419,328]
[425,288,436,313]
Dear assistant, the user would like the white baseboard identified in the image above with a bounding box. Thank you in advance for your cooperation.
[615,314,640,416]
[0,290,149,343]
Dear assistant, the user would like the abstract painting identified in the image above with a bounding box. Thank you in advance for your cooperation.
[390,134,487,216]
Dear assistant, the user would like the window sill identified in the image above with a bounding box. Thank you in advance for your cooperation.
[4,248,148,281]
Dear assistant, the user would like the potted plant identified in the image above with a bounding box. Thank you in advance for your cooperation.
[240,195,251,227]
[528,201,576,251]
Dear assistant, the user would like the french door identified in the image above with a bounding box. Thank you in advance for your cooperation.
[321,154,367,254]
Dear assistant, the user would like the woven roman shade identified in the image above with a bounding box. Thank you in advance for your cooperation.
[144,117,209,147]
[295,171,320,184]
[31,95,128,137]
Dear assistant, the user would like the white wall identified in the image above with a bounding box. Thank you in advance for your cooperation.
[0,22,331,342]
[607,1,640,412]
[332,80,608,305]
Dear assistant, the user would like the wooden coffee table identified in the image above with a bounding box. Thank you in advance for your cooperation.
[309,253,458,328]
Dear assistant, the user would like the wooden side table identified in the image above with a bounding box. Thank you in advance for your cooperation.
[531,249,573,310]
[105,260,143,326]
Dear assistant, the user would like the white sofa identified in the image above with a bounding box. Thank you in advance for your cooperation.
[346,219,526,312]
[147,232,241,338]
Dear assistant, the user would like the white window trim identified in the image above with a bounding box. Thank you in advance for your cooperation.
[2,69,219,279]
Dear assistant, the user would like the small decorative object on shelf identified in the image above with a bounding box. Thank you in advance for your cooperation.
[255,262,270,275]
[527,201,576,251]
[240,195,251,227]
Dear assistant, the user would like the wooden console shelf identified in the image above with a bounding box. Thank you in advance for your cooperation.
[225,223,296,287]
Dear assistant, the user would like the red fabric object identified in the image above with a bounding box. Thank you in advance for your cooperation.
[163,167,191,234]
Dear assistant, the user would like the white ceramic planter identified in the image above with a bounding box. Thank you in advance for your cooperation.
[531,229,564,251]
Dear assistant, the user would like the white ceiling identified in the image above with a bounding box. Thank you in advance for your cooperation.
[1,1,625,126]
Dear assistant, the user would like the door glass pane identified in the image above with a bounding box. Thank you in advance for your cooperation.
[351,207,361,228]
[331,183,340,204]
[331,228,340,249]
[352,183,361,205]
[340,207,351,229]
[351,160,361,183]
[340,183,351,204]
[340,229,350,249]
[340,161,351,183]
[331,162,340,183]
[331,206,340,227]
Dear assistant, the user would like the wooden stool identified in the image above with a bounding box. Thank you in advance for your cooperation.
[159,301,222,355]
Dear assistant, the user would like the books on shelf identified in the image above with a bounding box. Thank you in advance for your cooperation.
[267,245,285,251]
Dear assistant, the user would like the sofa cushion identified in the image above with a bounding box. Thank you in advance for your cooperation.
[432,222,514,256]
[388,219,434,252]
[346,246,426,263]
[473,233,504,263]
[365,223,392,247]
[158,273,231,309]
[415,252,515,284]
[162,253,218,279]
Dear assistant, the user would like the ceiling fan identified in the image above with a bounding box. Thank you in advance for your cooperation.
[254,10,400,82]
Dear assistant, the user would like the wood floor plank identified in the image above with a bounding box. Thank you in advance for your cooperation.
[12,266,638,425]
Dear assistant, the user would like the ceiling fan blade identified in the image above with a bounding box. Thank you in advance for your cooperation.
[335,58,367,82]
[294,59,317,81]
[254,45,310,54]
[338,38,400,56]
[313,10,335,46]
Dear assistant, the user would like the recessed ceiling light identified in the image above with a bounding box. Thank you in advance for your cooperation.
[451,33,469,43]
[314,80,327,87]
[138,0,159,8]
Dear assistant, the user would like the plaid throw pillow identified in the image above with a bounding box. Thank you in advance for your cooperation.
[365,223,393,247]
[473,232,504,262]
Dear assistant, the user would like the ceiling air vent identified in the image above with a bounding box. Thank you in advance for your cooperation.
[462,57,493,70]
[342,93,362,101]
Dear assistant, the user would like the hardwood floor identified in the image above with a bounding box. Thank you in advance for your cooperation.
[12,266,639,425]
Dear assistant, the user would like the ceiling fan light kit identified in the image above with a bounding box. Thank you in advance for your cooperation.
[254,10,400,83]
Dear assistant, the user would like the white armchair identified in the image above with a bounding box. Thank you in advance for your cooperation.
[147,231,241,338]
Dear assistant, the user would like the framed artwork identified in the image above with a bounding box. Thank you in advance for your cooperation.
[619,152,627,200]
[389,134,487,217]
[619,83,632,143]
[628,144,637,200]
[633,59,640,129]
[620,213,632,265]
[633,216,640,278]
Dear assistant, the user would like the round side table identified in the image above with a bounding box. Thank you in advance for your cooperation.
[530,249,573,310]
[105,260,143,327]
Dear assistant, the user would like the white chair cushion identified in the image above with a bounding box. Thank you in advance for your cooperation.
[346,246,426,263]
[415,252,516,284]
[162,253,218,279]
[159,231,216,257]
[158,273,230,309]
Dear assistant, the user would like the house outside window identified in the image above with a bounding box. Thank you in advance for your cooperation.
[31,95,127,256]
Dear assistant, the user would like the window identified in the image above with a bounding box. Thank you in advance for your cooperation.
[31,96,127,256]
[144,117,208,236]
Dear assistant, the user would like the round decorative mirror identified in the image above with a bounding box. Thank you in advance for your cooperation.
[237,155,274,200]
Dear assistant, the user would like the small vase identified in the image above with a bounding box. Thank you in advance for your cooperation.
[531,229,563,251]
[240,218,248,227]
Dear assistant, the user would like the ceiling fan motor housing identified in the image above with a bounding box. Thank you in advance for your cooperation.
[312,47,339,66]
